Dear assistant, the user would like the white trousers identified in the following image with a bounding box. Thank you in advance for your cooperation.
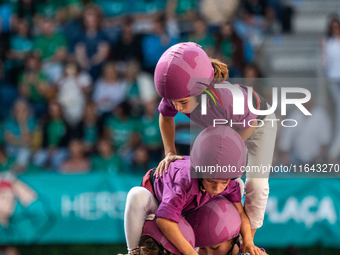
[244,111,277,229]
[124,187,159,251]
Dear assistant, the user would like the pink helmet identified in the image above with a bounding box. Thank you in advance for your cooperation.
[154,42,215,100]
[190,126,246,179]
[185,196,241,247]
[142,215,195,254]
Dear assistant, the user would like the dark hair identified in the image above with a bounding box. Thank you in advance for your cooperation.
[327,15,340,38]
[139,236,161,255]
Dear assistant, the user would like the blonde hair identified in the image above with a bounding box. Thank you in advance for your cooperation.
[209,58,229,82]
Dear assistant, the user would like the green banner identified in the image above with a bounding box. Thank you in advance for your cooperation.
[0,174,339,247]
[256,178,340,248]
[0,172,143,245]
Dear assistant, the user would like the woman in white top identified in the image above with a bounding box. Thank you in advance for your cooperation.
[322,17,340,161]
[57,60,92,127]
[92,62,128,114]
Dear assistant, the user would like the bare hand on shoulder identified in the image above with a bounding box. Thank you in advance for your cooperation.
[154,153,184,178]
[242,241,263,255]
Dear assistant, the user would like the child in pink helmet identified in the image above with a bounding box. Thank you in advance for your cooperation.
[139,214,195,255]
[186,196,268,255]
[154,42,277,237]
[125,126,262,255]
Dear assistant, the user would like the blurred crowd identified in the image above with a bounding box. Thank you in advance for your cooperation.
[0,0,293,175]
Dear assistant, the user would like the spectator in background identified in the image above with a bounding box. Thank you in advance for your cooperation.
[0,2,11,61]
[75,5,110,80]
[91,138,124,173]
[141,13,179,73]
[279,98,331,165]
[92,62,128,115]
[322,16,340,162]
[141,100,162,167]
[131,145,149,174]
[185,17,215,56]
[4,99,37,169]
[214,22,245,77]
[19,53,52,118]
[33,17,68,83]
[200,0,239,26]
[104,102,141,158]
[0,60,18,120]
[0,146,16,172]
[12,0,37,28]
[56,59,92,128]
[35,0,68,25]
[124,60,157,115]
[75,101,104,154]
[33,101,70,170]
[234,0,276,50]
[242,63,272,104]
[112,16,143,64]
[60,139,90,173]
[6,19,33,85]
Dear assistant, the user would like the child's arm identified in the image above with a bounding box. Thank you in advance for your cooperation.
[155,114,184,177]
[233,202,262,255]
[156,217,197,255]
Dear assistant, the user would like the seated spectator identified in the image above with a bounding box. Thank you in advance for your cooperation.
[75,101,104,154]
[242,63,271,103]
[91,138,124,173]
[200,0,239,25]
[59,139,90,173]
[35,0,68,24]
[104,102,141,156]
[112,16,143,64]
[33,101,70,170]
[234,0,276,50]
[6,19,33,85]
[184,17,215,56]
[93,62,128,115]
[124,60,157,115]
[33,17,68,83]
[56,59,92,128]
[12,0,37,28]
[131,145,149,174]
[0,2,11,61]
[0,60,18,120]
[214,22,245,77]
[141,13,179,73]
[4,99,37,169]
[0,146,16,172]
[75,5,110,80]
[19,53,52,118]
[141,100,162,167]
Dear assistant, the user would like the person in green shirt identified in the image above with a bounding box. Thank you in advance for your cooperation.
[33,101,70,171]
[185,17,216,56]
[91,138,124,173]
[104,102,141,154]
[33,17,68,83]
[141,100,162,167]
[19,53,52,118]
